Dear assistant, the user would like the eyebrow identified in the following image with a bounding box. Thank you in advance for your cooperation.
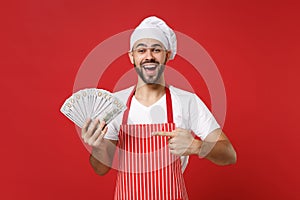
[134,43,164,49]
[135,43,147,48]
[151,44,163,48]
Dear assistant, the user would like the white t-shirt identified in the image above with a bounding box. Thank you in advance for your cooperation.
[105,85,220,172]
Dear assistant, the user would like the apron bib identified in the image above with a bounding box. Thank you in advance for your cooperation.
[115,87,188,200]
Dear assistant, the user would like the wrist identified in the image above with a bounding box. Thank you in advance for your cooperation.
[191,138,202,155]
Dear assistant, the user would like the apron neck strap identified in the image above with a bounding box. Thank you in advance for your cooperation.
[122,85,173,124]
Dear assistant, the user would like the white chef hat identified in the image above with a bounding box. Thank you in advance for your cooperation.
[130,16,177,60]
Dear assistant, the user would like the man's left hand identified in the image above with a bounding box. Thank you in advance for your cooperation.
[152,128,201,156]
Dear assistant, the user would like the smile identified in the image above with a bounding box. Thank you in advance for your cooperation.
[142,64,158,71]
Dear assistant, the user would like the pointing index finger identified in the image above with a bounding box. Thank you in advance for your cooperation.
[152,131,176,137]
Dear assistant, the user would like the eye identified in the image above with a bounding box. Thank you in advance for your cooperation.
[153,48,162,53]
[136,48,146,53]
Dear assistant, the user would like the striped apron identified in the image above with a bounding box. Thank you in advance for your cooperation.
[114,87,188,200]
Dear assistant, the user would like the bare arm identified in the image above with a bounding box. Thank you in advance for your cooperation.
[89,139,118,175]
[196,128,236,165]
[81,119,118,176]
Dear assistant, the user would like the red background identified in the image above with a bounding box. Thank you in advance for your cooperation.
[1,0,299,199]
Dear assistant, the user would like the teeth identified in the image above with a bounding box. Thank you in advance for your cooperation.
[143,64,157,70]
[145,67,156,70]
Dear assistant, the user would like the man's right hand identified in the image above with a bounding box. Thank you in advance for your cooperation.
[81,119,117,175]
[81,118,108,149]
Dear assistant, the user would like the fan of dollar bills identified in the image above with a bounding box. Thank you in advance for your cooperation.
[60,88,126,128]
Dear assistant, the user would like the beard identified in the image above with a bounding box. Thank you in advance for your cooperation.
[134,58,166,84]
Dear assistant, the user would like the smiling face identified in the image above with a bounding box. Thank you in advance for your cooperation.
[129,38,171,85]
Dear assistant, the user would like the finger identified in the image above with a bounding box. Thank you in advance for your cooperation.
[168,138,175,144]
[81,118,92,138]
[169,149,180,156]
[168,143,175,150]
[88,126,103,145]
[94,131,106,145]
[84,119,100,141]
[152,131,176,137]
[175,127,190,134]
[94,127,108,145]
[102,125,108,134]
[89,123,108,145]
[174,127,184,131]
[99,120,106,131]
[91,118,101,132]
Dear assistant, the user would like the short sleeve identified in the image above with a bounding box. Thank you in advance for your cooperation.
[104,118,120,140]
[189,94,220,140]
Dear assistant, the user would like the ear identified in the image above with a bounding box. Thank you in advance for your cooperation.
[128,51,134,64]
[165,50,172,62]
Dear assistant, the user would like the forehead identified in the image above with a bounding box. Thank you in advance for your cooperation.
[133,38,165,48]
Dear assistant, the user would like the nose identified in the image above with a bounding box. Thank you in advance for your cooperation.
[144,48,155,60]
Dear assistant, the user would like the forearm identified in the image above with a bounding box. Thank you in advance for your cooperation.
[198,139,237,166]
[89,139,117,176]
[189,129,236,165]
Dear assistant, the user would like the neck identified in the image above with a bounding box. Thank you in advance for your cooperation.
[135,81,166,107]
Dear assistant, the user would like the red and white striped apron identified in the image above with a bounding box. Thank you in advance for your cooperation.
[115,87,188,200]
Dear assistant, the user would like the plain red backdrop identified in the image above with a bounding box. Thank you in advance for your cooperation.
[1,0,299,199]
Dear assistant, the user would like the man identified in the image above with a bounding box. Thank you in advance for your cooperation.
[81,16,236,200]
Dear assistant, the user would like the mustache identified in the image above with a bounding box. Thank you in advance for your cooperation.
[141,59,160,65]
